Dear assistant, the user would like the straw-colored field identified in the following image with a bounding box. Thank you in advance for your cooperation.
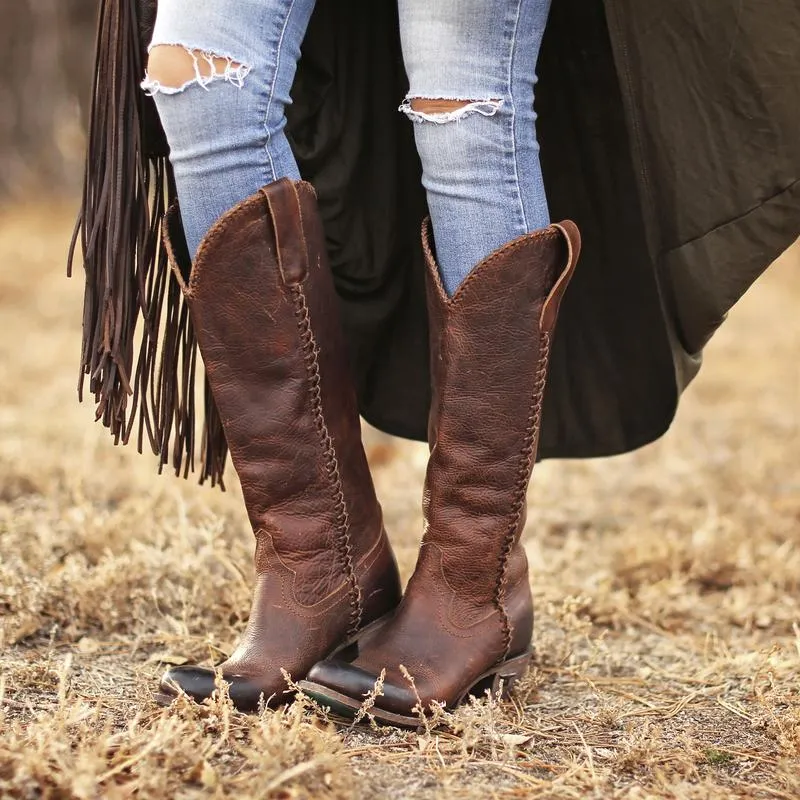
[1,206,798,798]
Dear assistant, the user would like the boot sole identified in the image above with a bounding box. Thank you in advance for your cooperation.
[297,650,533,728]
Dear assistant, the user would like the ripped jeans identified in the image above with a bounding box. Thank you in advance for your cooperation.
[144,0,551,296]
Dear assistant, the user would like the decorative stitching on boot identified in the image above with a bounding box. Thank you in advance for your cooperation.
[421,216,559,309]
[290,285,363,635]
[495,332,552,658]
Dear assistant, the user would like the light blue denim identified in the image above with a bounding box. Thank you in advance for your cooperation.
[398,0,552,294]
[143,0,316,258]
[144,0,552,296]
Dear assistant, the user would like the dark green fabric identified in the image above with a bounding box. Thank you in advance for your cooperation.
[287,0,800,457]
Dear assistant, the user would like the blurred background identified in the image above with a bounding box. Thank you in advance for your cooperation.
[2,0,95,201]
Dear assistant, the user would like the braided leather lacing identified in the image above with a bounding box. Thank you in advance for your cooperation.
[291,285,363,634]
[495,331,552,658]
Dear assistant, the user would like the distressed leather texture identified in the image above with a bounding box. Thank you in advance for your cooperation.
[306,219,581,716]
[159,179,401,711]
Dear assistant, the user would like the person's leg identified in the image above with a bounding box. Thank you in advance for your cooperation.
[397,0,552,295]
[298,0,584,726]
[144,2,402,712]
[142,0,315,258]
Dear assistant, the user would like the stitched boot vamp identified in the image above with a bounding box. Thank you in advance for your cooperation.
[306,542,519,716]
[161,524,399,710]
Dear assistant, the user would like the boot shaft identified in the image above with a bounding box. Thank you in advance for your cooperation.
[164,179,387,625]
[416,220,580,613]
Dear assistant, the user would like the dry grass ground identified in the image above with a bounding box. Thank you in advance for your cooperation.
[0,205,798,799]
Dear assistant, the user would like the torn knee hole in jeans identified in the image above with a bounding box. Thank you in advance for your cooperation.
[399,97,504,123]
[142,44,251,95]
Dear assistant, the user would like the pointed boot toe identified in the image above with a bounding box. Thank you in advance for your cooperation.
[300,660,419,723]
[156,665,290,712]
[156,665,218,706]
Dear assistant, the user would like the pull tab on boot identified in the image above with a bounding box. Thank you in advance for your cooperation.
[262,178,310,286]
[540,220,582,332]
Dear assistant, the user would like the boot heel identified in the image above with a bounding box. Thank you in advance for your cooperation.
[467,651,532,701]
[490,651,532,699]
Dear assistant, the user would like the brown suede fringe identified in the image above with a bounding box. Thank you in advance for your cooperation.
[67,0,228,487]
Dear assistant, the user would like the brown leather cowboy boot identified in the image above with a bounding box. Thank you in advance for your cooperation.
[156,179,401,712]
[299,218,580,726]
